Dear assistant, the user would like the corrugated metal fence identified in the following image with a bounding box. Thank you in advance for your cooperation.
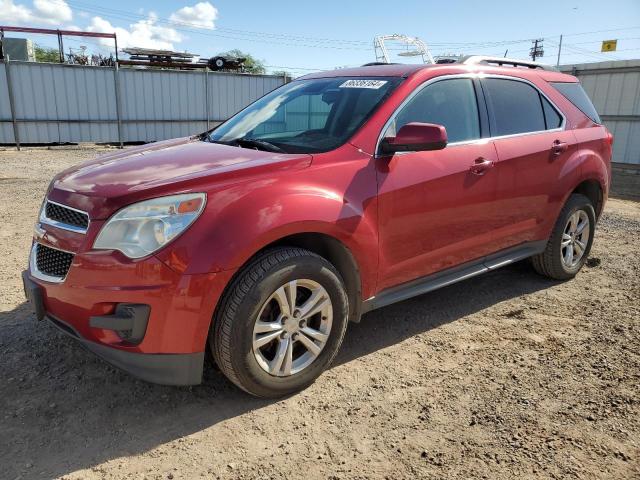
[4,59,638,165]
[560,59,640,165]
[0,61,285,145]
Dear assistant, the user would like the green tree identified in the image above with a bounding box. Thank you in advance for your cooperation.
[34,44,61,63]
[218,49,266,74]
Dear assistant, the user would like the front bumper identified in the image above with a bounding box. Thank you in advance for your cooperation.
[23,237,236,385]
[23,270,206,385]
[24,190,239,386]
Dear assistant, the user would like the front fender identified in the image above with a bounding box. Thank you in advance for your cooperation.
[155,155,379,298]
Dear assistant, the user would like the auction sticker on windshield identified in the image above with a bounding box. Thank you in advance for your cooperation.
[339,79,388,89]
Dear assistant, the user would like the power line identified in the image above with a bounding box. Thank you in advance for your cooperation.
[561,25,640,37]
[51,1,640,52]
[26,0,640,71]
[60,0,375,50]
[550,41,625,62]
[54,0,567,48]
[569,36,640,45]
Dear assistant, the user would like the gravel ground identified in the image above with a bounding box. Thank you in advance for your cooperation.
[0,147,638,480]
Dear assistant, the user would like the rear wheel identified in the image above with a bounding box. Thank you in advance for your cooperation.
[210,247,349,398]
[531,193,596,280]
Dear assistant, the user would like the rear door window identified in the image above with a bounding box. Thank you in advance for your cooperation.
[541,96,563,129]
[482,78,546,136]
[550,82,601,124]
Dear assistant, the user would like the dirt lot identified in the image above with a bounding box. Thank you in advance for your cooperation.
[1,147,638,480]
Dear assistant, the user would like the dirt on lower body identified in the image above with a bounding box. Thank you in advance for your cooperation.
[0,147,638,480]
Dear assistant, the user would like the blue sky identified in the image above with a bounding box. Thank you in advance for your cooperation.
[2,0,639,75]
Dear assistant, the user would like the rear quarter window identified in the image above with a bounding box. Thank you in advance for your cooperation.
[550,82,601,124]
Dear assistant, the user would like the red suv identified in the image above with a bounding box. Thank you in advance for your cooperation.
[23,57,612,397]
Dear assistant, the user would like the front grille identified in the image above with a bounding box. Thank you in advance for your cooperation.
[45,202,89,230]
[35,244,74,278]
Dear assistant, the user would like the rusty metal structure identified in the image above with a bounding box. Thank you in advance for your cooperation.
[0,25,118,63]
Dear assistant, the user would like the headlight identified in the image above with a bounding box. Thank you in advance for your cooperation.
[94,193,206,259]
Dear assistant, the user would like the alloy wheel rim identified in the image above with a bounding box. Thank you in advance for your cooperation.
[561,210,590,268]
[252,279,333,377]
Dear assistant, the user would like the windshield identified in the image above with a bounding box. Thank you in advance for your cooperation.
[208,77,402,154]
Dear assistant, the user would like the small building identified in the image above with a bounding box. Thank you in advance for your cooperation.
[1,38,35,62]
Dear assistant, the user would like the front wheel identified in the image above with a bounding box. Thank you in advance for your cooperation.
[532,193,596,280]
[210,247,349,398]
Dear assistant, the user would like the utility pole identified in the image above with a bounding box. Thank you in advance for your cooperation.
[556,34,563,66]
[530,38,544,61]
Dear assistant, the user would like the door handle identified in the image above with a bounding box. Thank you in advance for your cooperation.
[470,157,494,175]
[551,140,569,156]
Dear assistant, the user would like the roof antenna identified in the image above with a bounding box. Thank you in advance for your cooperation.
[504,49,509,57]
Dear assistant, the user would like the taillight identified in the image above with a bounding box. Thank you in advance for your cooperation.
[606,129,614,146]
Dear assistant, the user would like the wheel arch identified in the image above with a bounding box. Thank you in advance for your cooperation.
[570,146,610,220]
[247,232,364,323]
[571,179,604,219]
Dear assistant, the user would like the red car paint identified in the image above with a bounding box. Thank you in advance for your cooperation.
[25,62,611,383]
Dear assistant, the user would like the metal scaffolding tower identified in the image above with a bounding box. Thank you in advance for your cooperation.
[373,34,434,64]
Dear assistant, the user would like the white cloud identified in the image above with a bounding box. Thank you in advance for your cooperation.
[89,2,221,52]
[88,14,183,51]
[33,0,72,23]
[169,2,218,30]
[0,0,32,23]
[0,1,221,53]
[0,0,73,25]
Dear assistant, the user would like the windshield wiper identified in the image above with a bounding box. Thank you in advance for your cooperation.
[233,138,286,153]
[199,134,226,145]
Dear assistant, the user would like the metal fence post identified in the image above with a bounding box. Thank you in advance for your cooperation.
[3,57,20,150]
[204,67,211,132]
[205,67,210,131]
[113,62,123,148]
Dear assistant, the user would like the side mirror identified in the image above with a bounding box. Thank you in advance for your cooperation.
[380,122,448,155]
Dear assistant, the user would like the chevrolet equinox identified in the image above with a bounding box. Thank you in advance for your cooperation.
[23,57,612,397]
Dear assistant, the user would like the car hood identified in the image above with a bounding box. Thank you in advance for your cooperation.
[47,137,312,219]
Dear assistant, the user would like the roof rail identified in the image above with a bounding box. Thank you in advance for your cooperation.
[361,62,401,66]
[461,56,557,71]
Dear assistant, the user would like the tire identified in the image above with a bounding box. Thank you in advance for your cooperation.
[210,247,349,398]
[208,56,226,71]
[531,193,596,280]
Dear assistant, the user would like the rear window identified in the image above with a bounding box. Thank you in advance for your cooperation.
[551,82,601,124]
